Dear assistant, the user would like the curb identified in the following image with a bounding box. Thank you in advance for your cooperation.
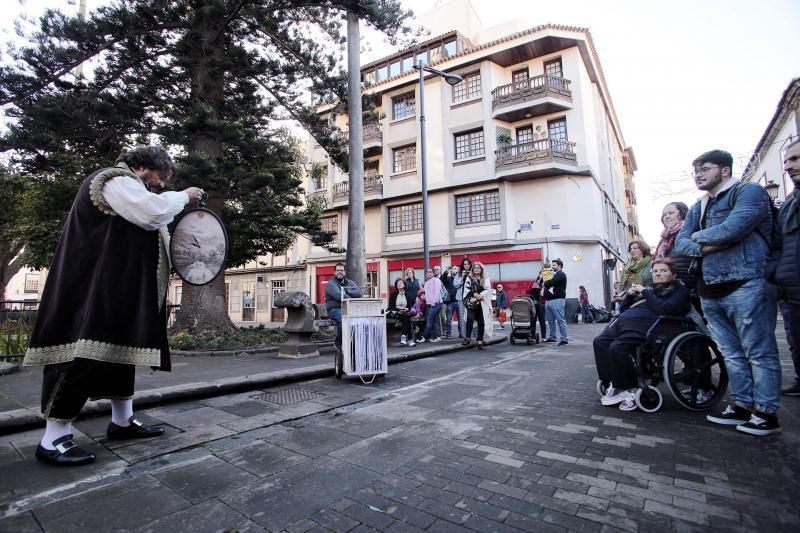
[0,335,509,435]
[0,363,20,377]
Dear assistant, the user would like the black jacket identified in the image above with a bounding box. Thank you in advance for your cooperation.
[388,290,409,311]
[770,189,800,304]
[404,277,421,304]
[544,270,567,300]
[619,280,691,325]
[440,273,457,302]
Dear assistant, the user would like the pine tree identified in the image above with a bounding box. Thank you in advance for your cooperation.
[0,0,412,332]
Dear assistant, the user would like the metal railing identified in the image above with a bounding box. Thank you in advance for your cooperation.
[333,173,383,200]
[1,301,39,359]
[491,74,572,107]
[495,138,577,165]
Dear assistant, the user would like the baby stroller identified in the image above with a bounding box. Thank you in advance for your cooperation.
[509,296,540,345]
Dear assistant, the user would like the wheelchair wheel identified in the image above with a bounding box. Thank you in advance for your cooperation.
[596,380,608,397]
[663,331,728,411]
[635,386,663,413]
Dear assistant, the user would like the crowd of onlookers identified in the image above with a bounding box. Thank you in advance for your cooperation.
[327,144,800,438]
[591,146,800,437]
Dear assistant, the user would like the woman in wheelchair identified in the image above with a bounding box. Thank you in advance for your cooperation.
[594,258,691,411]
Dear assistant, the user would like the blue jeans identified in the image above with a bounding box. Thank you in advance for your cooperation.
[445,301,458,336]
[329,307,343,349]
[579,303,595,323]
[422,303,443,339]
[701,278,781,414]
[545,298,568,341]
[457,300,467,337]
[779,301,800,385]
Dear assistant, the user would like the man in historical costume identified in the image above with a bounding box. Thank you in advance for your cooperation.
[23,146,204,466]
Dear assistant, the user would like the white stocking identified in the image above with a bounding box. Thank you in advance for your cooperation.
[41,420,72,450]
[111,399,133,426]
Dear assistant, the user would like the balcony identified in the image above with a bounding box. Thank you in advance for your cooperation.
[491,75,572,122]
[495,139,582,180]
[363,123,383,156]
[332,172,384,206]
[332,124,383,156]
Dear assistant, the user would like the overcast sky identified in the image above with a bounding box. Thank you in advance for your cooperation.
[4,0,800,244]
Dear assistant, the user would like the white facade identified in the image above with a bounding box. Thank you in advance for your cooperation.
[742,78,799,200]
[304,6,637,311]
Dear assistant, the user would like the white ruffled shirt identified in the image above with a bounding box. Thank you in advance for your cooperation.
[102,177,189,231]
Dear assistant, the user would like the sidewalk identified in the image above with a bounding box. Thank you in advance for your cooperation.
[0,329,510,434]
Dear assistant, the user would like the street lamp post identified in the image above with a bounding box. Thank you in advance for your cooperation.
[414,61,462,269]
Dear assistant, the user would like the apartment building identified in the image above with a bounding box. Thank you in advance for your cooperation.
[742,77,799,201]
[305,0,637,311]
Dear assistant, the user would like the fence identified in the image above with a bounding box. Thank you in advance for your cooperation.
[0,300,39,359]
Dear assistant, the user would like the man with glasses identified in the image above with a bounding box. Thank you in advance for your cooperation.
[325,262,363,353]
[675,149,781,436]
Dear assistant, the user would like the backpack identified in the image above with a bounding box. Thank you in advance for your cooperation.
[728,181,780,248]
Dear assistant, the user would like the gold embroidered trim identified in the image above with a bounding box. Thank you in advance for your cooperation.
[40,415,75,423]
[88,163,144,216]
[23,339,160,368]
[158,228,169,311]
[42,372,66,419]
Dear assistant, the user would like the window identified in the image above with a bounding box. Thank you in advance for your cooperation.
[456,190,500,225]
[547,118,568,141]
[389,60,401,78]
[392,92,415,120]
[443,40,457,57]
[454,129,485,160]
[174,285,182,305]
[24,273,39,293]
[416,50,427,66]
[363,70,376,86]
[312,171,327,190]
[452,72,481,102]
[377,65,388,82]
[402,56,413,72]
[321,215,338,237]
[516,125,533,145]
[512,68,529,89]
[393,144,416,173]
[544,57,563,79]
[389,202,423,233]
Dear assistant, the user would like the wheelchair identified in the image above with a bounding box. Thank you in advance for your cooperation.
[596,316,728,413]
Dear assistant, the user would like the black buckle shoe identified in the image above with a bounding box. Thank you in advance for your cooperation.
[35,434,96,466]
[107,416,165,440]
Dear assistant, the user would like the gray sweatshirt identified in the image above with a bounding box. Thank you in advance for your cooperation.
[324,277,363,311]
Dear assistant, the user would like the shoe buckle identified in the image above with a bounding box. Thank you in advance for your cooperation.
[131,418,144,427]
[55,440,76,454]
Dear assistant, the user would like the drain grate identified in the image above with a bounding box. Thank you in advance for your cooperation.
[254,388,324,405]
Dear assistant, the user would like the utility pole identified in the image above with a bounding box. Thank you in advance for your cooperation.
[345,11,366,291]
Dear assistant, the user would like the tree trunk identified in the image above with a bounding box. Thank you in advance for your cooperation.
[346,12,366,292]
[174,1,235,333]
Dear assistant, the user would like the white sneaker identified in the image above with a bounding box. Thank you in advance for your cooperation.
[408,340,416,347]
[416,337,426,343]
[618,391,637,411]
[601,387,629,406]
[400,335,407,345]
[431,337,442,343]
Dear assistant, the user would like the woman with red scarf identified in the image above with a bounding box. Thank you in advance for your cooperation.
[654,202,695,293]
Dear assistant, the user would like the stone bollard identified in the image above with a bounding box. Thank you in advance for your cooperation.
[274,291,320,358]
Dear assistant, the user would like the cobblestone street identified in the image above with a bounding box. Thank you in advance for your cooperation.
[2,323,799,532]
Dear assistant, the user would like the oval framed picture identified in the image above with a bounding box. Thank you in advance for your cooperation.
[170,208,228,286]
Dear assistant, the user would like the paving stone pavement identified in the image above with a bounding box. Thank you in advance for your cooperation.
[1,322,799,532]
